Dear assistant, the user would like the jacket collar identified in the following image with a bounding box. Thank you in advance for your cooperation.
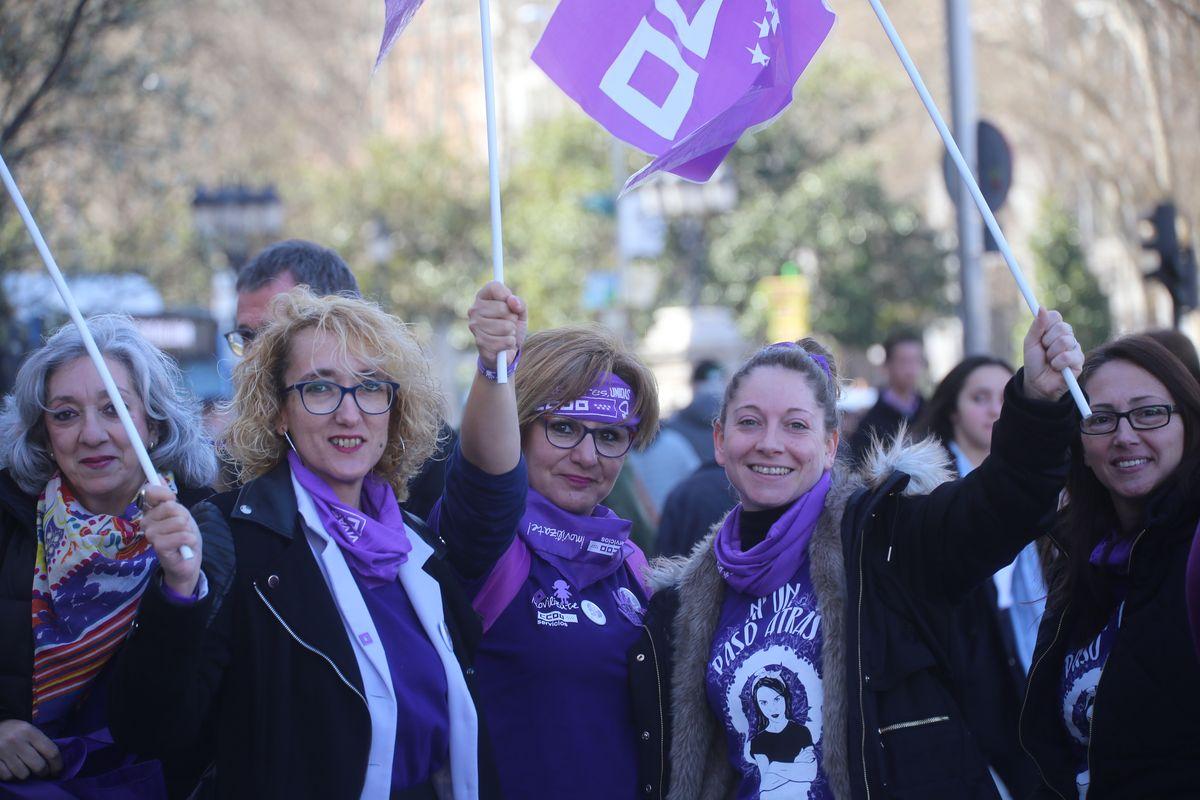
[232,460,302,540]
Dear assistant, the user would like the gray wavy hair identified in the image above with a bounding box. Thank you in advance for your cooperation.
[0,315,218,495]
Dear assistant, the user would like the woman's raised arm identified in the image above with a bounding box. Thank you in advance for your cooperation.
[461,281,526,474]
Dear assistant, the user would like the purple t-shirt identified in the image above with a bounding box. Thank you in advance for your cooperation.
[474,554,647,800]
[1060,602,1122,797]
[352,572,450,791]
[706,561,831,800]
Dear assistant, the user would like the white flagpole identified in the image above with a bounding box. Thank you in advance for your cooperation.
[477,0,509,383]
[0,153,194,559]
[866,0,1091,417]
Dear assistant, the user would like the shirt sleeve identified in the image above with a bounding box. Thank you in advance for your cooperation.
[427,443,527,580]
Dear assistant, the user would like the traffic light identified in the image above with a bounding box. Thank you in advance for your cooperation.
[1142,202,1197,324]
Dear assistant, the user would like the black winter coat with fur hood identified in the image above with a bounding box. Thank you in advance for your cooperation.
[645,373,1075,800]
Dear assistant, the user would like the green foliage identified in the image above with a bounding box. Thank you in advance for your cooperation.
[502,116,615,330]
[292,117,617,332]
[291,138,491,326]
[690,55,948,349]
[1031,199,1111,351]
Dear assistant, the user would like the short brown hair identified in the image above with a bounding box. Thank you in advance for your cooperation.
[222,287,443,497]
[515,325,660,450]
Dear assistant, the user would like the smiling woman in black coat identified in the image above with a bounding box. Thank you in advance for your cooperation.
[1020,335,1200,799]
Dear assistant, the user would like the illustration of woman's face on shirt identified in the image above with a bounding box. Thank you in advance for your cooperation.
[756,685,787,729]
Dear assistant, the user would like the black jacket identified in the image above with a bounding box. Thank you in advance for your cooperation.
[941,457,1041,800]
[108,461,498,800]
[1020,468,1200,799]
[0,469,210,728]
[646,374,1075,800]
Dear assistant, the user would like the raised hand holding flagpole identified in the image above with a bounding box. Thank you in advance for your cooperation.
[865,0,1090,417]
[0,153,194,560]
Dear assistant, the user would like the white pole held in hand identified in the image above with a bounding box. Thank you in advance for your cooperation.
[478,0,510,382]
[0,153,195,559]
[866,0,1090,417]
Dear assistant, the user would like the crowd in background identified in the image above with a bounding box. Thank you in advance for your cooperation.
[0,237,1196,800]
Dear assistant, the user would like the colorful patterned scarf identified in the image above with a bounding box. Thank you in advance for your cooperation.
[30,472,174,723]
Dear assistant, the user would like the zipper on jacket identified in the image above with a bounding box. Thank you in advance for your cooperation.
[642,624,666,800]
[1083,527,1147,794]
[1019,602,1069,800]
[877,715,950,735]
[858,510,872,800]
[253,582,368,708]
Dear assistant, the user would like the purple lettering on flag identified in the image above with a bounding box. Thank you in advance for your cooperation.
[375,0,428,72]
[532,0,835,190]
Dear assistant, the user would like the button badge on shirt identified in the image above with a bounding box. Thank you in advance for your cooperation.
[581,600,607,626]
[615,587,645,625]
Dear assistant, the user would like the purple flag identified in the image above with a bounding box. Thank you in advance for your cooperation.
[533,0,835,191]
[375,0,427,71]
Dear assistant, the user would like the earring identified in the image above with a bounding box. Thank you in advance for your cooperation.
[396,434,405,452]
[281,429,298,453]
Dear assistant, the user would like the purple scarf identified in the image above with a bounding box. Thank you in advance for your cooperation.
[713,471,832,596]
[288,452,411,587]
[517,488,633,590]
[1088,533,1135,574]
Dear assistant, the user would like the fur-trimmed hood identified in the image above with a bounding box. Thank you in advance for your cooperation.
[655,434,952,800]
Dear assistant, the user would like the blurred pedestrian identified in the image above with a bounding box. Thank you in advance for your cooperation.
[666,358,726,462]
[848,329,926,463]
[1021,334,1200,797]
[654,459,738,558]
[0,316,215,793]
[649,310,1081,799]
[222,238,454,518]
[429,282,667,799]
[109,289,494,799]
[912,355,1042,799]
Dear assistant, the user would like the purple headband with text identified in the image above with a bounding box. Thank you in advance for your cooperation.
[539,372,641,427]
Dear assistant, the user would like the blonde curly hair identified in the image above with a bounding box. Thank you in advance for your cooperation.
[222,287,443,499]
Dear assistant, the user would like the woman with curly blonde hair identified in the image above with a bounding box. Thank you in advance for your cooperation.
[109,287,497,800]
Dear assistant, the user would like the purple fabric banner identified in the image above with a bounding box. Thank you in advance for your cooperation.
[375,0,427,71]
[532,0,835,191]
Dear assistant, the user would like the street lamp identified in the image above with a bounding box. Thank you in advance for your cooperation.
[191,184,284,272]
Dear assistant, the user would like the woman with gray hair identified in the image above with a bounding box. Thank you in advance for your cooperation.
[0,314,215,792]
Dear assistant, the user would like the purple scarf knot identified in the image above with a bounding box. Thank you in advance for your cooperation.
[1088,533,1136,575]
[289,452,411,587]
[517,489,634,589]
[713,471,832,597]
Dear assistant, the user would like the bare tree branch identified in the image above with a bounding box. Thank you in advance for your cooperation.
[0,0,90,150]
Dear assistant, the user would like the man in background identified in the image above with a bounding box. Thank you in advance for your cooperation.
[848,329,926,463]
[223,239,454,518]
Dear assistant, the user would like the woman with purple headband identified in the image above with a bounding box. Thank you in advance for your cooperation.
[428,282,664,800]
[651,311,1084,799]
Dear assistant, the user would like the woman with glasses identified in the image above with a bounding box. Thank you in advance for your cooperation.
[1020,334,1200,798]
[108,288,496,800]
[426,281,663,800]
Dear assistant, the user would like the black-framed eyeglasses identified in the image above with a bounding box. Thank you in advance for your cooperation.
[284,380,400,416]
[542,416,636,458]
[224,328,258,357]
[1080,404,1178,436]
